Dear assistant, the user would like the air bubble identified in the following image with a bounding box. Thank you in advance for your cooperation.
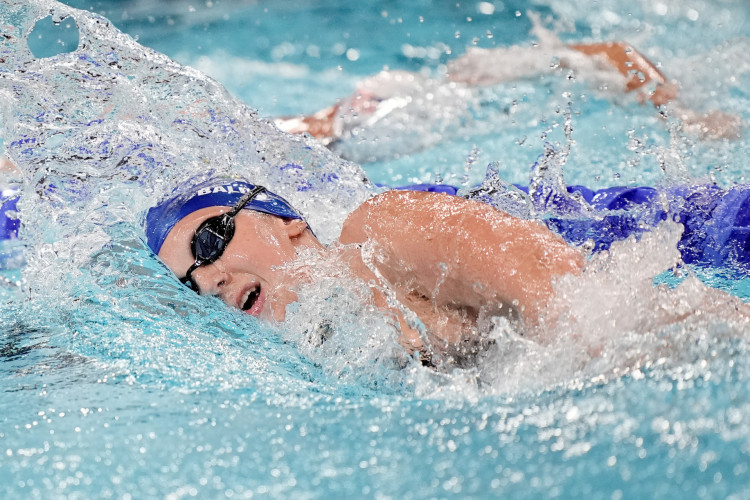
[27,14,79,59]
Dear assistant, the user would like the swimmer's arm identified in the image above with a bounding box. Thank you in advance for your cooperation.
[339,190,584,329]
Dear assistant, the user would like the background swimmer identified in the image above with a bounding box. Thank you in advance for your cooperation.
[275,29,742,149]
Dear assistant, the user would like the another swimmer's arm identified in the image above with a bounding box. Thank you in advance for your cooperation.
[339,190,584,329]
[567,42,678,107]
[273,104,339,141]
[447,41,678,107]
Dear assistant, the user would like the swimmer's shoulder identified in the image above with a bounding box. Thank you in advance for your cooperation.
[339,189,457,245]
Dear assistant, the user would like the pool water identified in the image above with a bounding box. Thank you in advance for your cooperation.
[2,0,750,498]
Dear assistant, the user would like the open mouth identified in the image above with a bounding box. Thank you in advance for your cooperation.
[241,285,261,312]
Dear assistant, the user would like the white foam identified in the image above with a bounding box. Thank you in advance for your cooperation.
[473,222,750,395]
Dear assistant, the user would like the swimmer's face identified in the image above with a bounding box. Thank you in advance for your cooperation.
[158,207,322,321]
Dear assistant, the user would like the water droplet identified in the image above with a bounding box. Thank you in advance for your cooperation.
[478,2,495,15]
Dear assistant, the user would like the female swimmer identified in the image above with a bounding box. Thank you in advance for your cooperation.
[146,177,583,359]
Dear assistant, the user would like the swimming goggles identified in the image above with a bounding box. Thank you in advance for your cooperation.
[180,185,267,293]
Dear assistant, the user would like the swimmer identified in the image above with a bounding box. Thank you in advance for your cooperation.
[145,177,750,363]
[146,177,583,360]
[275,31,741,147]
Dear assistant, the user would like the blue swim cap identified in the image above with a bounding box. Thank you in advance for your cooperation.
[145,177,304,255]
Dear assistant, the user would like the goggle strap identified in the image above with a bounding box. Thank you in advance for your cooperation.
[226,186,267,218]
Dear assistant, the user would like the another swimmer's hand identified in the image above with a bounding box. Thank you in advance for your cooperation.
[0,157,18,173]
[646,82,679,108]
[673,107,743,140]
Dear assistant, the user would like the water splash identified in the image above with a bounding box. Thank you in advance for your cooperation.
[0,0,378,396]
[1,0,373,248]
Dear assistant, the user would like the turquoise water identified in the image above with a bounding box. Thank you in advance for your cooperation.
[2,0,750,498]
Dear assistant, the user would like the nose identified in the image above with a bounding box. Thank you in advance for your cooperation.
[191,262,231,298]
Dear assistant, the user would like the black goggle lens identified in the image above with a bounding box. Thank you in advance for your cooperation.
[192,215,235,263]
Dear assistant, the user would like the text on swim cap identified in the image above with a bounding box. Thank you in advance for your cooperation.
[196,184,252,196]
